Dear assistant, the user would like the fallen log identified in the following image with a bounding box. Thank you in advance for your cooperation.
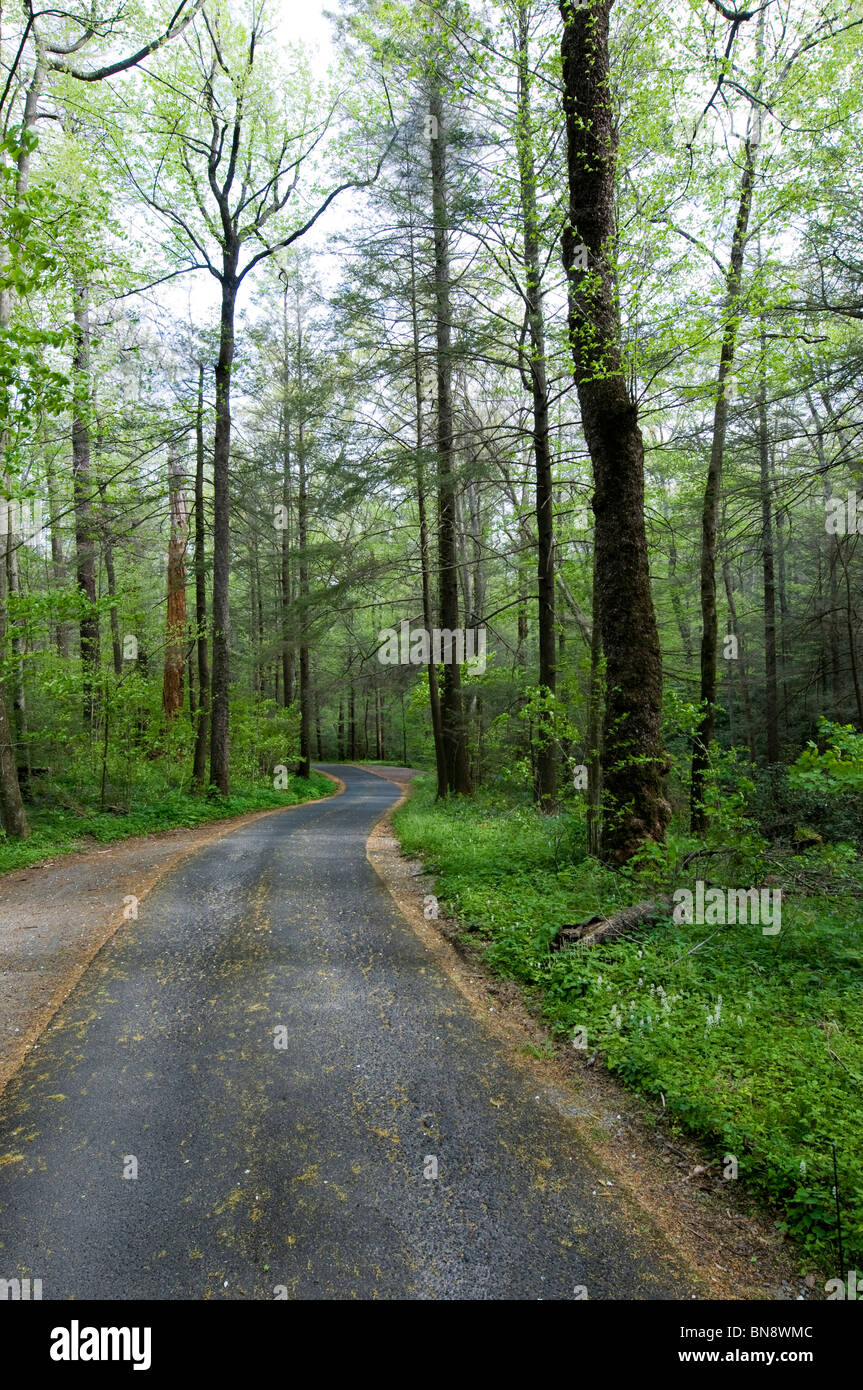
[550,895,673,950]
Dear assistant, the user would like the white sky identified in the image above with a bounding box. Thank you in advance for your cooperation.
[278,2,335,66]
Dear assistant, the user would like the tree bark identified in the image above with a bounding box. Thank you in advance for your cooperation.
[162,439,188,719]
[97,473,123,677]
[407,201,447,791]
[516,1,557,809]
[72,280,100,730]
[758,331,780,763]
[429,82,472,797]
[192,363,210,789]
[45,450,71,659]
[209,261,238,794]
[295,312,311,781]
[587,548,603,857]
[690,145,756,828]
[560,0,669,863]
[721,555,756,760]
[0,505,29,837]
[281,294,295,707]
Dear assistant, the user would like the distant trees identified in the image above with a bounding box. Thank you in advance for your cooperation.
[122,0,392,792]
[0,0,861,850]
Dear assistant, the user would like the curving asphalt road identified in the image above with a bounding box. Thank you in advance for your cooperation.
[0,764,696,1300]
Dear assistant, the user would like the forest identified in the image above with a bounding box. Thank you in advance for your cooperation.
[1,0,862,1299]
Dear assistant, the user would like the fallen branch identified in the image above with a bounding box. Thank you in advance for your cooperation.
[680,846,735,869]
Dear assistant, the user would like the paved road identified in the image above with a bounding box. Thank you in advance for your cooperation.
[0,765,695,1300]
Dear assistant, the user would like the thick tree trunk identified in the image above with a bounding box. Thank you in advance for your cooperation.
[560,0,669,864]
[162,440,188,719]
[192,363,210,789]
[429,83,472,797]
[516,2,557,810]
[209,262,238,795]
[72,281,100,730]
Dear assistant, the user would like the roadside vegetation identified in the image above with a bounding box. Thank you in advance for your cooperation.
[395,723,863,1275]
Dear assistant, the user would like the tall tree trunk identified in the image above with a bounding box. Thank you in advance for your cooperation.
[209,261,238,794]
[758,329,780,763]
[770,452,790,730]
[586,547,603,858]
[250,535,262,697]
[406,195,447,791]
[72,280,100,730]
[45,450,71,659]
[0,505,29,837]
[192,363,210,790]
[834,539,863,726]
[280,323,295,707]
[5,505,27,767]
[516,0,556,809]
[722,554,756,760]
[690,145,756,828]
[560,0,669,864]
[315,693,324,761]
[163,439,188,719]
[429,82,472,797]
[375,686,384,761]
[689,149,750,822]
[0,52,45,837]
[296,314,311,780]
[665,505,693,664]
[97,475,123,677]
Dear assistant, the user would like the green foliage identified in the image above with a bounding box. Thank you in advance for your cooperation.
[0,747,332,876]
[395,778,863,1273]
[792,720,863,794]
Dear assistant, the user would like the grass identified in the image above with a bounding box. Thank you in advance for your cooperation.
[394,775,863,1277]
[0,770,336,875]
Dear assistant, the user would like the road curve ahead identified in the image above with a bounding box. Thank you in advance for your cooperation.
[0,764,695,1300]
